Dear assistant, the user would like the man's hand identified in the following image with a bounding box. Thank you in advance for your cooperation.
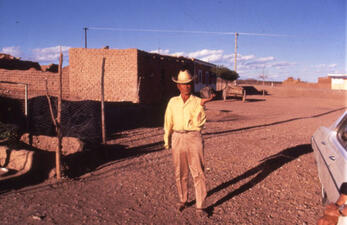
[317,215,339,225]
[317,203,340,225]
[324,203,340,217]
[201,93,215,106]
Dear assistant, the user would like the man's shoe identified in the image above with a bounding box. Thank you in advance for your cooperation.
[176,202,188,212]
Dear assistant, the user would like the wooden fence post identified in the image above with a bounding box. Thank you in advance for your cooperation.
[45,50,63,180]
[55,50,63,179]
[101,57,106,144]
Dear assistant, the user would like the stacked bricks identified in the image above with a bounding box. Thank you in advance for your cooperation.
[69,48,139,103]
[0,68,69,99]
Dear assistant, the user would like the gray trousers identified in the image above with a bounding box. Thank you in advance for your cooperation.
[171,131,207,209]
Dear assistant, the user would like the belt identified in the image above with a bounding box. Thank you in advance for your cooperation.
[173,130,200,134]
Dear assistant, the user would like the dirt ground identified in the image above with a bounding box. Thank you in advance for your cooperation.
[0,86,346,225]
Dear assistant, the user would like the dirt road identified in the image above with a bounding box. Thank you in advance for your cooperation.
[0,86,345,224]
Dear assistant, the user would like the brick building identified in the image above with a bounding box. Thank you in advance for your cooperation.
[69,48,216,104]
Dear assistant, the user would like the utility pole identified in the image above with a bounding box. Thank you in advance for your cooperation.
[262,67,265,96]
[84,27,88,48]
[234,32,238,73]
[233,32,239,86]
[259,66,267,96]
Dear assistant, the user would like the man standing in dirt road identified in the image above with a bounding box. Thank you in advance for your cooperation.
[164,70,214,218]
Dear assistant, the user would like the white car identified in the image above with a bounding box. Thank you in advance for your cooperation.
[312,110,347,203]
[312,110,347,223]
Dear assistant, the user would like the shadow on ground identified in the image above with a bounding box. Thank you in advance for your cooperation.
[0,96,166,144]
[0,95,167,194]
[64,140,164,178]
[187,144,312,216]
[0,141,55,193]
[0,139,164,194]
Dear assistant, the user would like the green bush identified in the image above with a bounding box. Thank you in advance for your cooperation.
[211,65,239,81]
[0,121,20,143]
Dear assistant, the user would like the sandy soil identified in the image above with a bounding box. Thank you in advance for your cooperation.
[0,86,346,225]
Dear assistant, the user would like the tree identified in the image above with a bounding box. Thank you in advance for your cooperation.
[211,65,239,82]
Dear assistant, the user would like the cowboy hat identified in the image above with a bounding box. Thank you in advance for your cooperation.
[172,70,193,84]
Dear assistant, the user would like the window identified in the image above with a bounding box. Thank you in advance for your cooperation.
[198,70,202,83]
[203,71,210,84]
[211,73,216,84]
[338,120,347,149]
[194,72,198,84]
[160,69,165,84]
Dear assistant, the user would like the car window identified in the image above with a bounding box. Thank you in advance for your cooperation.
[337,120,347,149]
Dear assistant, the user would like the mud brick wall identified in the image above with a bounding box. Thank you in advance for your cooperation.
[317,76,331,89]
[0,68,69,99]
[137,51,219,104]
[69,48,139,103]
[137,51,191,104]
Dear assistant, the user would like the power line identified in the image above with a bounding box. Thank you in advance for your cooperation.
[87,26,289,37]
[84,26,289,74]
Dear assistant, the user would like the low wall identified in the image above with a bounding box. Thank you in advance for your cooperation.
[259,85,346,100]
[0,68,69,99]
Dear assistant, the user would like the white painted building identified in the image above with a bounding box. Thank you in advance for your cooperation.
[328,74,347,90]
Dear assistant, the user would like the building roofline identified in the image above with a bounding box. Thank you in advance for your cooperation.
[328,74,347,79]
[138,49,216,67]
[191,58,216,67]
[71,47,216,67]
[328,74,347,76]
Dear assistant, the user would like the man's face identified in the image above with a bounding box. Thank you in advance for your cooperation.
[177,83,192,96]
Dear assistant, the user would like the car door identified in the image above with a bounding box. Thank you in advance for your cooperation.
[323,116,347,202]
[312,126,341,202]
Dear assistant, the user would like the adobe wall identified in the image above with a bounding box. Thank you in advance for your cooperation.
[69,48,139,102]
[317,76,331,89]
[283,81,330,89]
[137,51,217,104]
[0,53,41,71]
[0,68,69,99]
[137,51,191,104]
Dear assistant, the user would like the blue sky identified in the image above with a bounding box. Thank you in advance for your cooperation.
[0,0,345,82]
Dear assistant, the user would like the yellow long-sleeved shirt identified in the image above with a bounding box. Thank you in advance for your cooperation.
[163,94,206,149]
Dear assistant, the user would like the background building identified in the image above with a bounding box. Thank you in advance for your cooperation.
[69,48,217,104]
[328,74,347,90]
